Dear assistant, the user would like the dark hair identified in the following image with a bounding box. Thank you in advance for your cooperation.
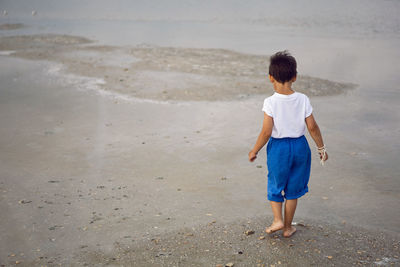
[268,50,297,83]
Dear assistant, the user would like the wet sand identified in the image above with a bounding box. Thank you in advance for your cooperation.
[0,23,25,30]
[0,34,399,266]
[0,34,354,102]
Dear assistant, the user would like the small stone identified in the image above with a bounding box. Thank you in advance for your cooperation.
[327,256,333,259]
[221,177,227,180]
[258,236,265,240]
[244,230,255,236]
[238,251,243,254]
[322,196,329,200]
[256,165,262,168]
[225,263,234,267]
[18,199,32,204]
[216,265,223,267]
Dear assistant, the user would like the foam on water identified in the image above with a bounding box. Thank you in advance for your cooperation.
[44,62,188,106]
[0,50,15,56]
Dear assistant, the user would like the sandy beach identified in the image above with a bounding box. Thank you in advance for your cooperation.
[1,3,400,265]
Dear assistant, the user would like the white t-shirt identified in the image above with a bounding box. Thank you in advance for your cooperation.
[262,92,313,138]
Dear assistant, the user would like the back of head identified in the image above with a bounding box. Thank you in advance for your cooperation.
[269,51,297,83]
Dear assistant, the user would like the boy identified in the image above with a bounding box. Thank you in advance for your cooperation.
[248,51,328,238]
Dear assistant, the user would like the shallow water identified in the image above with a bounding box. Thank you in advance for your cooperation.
[1,0,400,37]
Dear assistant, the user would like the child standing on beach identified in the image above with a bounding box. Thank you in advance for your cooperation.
[248,51,328,238]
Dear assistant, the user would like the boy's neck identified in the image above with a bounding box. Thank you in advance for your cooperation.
[273,81,295,95]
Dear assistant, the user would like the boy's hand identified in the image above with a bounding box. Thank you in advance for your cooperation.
[248,151,257,162]
[319,151,328,161]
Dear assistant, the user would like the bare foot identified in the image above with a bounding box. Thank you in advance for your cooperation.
[282,226,297,238]
[265,221,284,234]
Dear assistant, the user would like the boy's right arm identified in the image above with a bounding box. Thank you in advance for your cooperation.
[305,114,328,161]
[249,113,273,162]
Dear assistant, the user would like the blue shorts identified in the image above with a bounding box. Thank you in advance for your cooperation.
[266,135,311,202]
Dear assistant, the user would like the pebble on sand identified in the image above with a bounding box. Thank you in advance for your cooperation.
[244,230,255,236]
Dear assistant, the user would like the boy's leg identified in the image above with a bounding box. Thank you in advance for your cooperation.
[265,201,284,233]
[266,137,289,234]
[283,199,297,237]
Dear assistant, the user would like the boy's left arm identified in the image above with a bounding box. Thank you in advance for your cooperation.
[249,113,273,162]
